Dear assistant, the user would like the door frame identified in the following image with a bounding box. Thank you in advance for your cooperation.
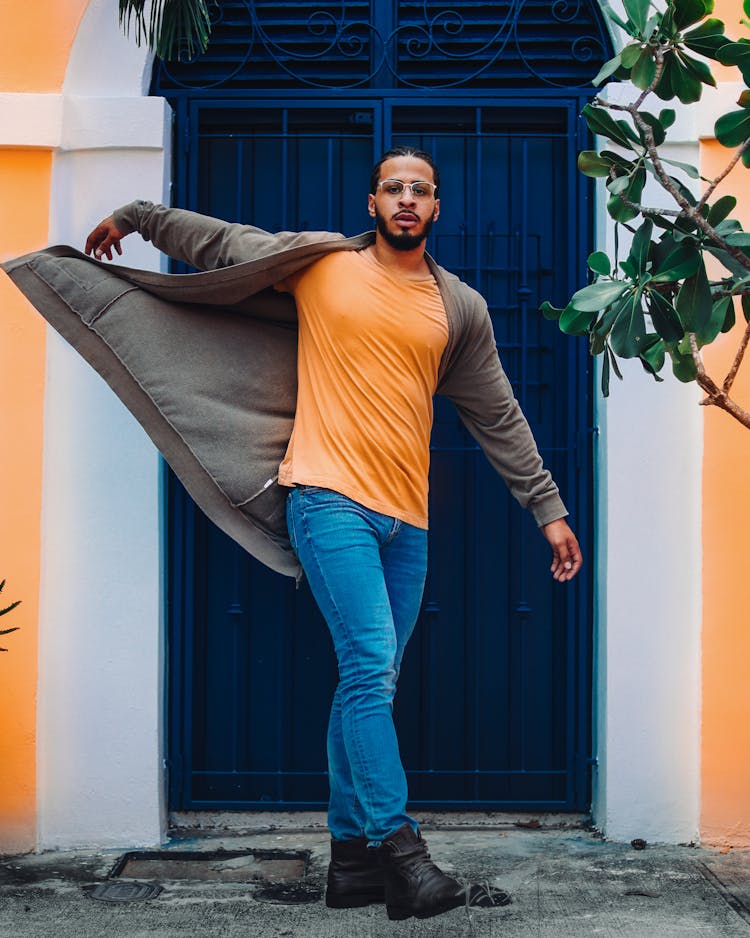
[166,90,595,812]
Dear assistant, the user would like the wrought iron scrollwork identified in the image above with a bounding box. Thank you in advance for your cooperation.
[155,0,609,93]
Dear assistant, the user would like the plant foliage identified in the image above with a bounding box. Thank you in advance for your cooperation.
[542,0,750,428]
[0,579,21,652]
[118,0,211,61]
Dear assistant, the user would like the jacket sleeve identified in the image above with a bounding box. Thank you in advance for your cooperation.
[437,300,568,528]
[112,201,331,272]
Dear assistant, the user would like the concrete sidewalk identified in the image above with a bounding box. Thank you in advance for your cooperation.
[1,821,749,937]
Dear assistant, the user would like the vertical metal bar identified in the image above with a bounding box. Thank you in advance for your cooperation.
[472,108,482,802]
[235,138,244,223]
[574,96,595,808]
[182,490,196,807]
[327,136,334,233]
[229,550,241,772]
[281,109,289,228]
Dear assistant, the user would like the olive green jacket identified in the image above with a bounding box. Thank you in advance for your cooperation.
[2,201,566,577]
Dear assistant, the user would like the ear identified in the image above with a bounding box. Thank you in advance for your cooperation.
[367,193,376,217]
[432,198,440,222]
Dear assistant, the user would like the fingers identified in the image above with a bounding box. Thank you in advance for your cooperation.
[549,535,582,583]
[84,219,123,261]
[542,519,582,583]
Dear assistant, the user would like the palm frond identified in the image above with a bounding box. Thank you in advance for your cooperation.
[118,0,212,61]
[0,580,20,650]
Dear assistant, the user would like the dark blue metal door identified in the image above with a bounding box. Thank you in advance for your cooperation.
[166,96,593,811]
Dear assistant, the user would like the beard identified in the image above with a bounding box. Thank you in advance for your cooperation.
[374,205,434,251]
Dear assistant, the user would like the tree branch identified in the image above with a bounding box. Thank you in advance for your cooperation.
[689,332,750,428]
[599,94,750,275]
[724,316,750,393]
[697,139,750,214]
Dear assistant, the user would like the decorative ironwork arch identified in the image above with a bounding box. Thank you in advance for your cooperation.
[153,0,612,95]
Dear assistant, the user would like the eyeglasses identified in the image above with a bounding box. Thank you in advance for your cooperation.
[376,179,438,200]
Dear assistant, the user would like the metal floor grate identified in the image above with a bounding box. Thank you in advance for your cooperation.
[110,848,309,884]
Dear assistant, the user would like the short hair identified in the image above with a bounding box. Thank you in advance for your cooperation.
[369,146,440,195]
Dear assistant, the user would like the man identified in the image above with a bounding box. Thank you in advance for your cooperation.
[24,146,581,922]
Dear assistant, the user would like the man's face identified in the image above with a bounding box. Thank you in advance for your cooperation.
[368,156,440,252]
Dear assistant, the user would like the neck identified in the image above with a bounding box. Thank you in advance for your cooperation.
[371,233,430,278]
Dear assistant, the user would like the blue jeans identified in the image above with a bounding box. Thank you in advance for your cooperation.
[286,486,427,844]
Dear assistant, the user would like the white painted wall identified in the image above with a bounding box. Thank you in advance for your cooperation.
[33,0,171,849]
[588,14,704,841]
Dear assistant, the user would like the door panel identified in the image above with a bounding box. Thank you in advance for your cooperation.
[169,100,591,811]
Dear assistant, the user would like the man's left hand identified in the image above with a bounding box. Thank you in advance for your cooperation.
[541,518,582,583]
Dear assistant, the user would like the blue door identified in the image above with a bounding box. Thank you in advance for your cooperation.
[156,1,609,813]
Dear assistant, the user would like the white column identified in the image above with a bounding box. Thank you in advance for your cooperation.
[590,80,703,843]
[34,0,172,850]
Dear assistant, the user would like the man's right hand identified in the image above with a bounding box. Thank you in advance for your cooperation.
[85,215,126,261]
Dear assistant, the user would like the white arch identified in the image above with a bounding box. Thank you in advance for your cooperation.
[37,0,171,849]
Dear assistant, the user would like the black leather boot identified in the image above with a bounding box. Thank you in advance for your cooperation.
[326,836,385,908]
[378,823,465,920]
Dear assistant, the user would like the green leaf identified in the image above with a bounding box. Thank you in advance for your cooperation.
[683,18,728,59]
[715,109,750,147]
[650,243,701,282]
[676,259,713,331]
[610,293,648,358]
[569,280,631,312]
[668,343,698,382]
[673,0,714,30]
[655,54,679,101]
[676,49,717,87]
[600,150,637,173]
[638,111,667,146]
[559,304,598,335]
[632,50,658,90]
[743,294,750,323]
[743,148,750,169]
[607,167,646,223]
[578,150,614,177]
[601,348,611,397]
[706,195,737,226]
[540,300,565,321]
[724,232,750,247]
[716,40,750,67]
[670,59,705,104]
[704,244,750,277]
[621,43,645,68]
[696,295,731,345]
[721,296,736,332]
[588,251,612,276]
[712,218,742,236]
[658,155,701,178]
[647,290,685,342]
[607,174,632,195]
[683,15,724,38]
[640,336,667,375]
[592,53,624,85]
[629,217,653,276]
[582,104,638,150]
[623,0,650,33]
[659,108,676,128]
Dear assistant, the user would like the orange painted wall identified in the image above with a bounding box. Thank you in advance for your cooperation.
[699,137,750,847]
[0,0,87,92]
[0,0,88,854]
[0,151,52,854]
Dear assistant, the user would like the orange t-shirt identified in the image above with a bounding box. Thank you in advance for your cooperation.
[275,248,449,529]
